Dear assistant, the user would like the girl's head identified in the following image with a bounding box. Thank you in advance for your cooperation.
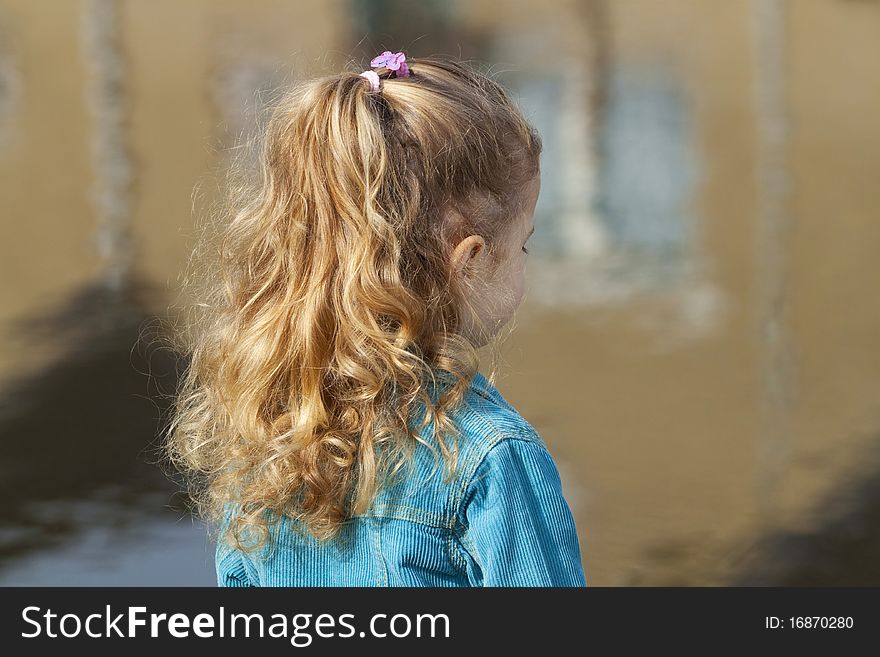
[165,53,542,551]
[279,54,542,345]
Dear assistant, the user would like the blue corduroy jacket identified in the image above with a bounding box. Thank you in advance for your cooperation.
[216,370,587,586]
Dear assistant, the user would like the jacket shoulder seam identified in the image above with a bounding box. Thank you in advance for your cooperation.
[449,425,544,523]
[445,431,545,579]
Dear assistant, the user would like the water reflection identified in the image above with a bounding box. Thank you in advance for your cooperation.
[1,0,878,586]
[0,492,214,586]
[732,434,880,586]
[0,280,212,583]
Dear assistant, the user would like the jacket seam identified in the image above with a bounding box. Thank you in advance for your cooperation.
[448,412,504,520]
[447,531,468,572]
[450,522,481,576]
[444,422,543,577]
[447,435,540,581]
[449,375,536,519]
[364,504,451,529]
[450,423,542,520]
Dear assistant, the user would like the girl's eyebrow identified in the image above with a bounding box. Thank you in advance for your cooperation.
[525,226,535,239]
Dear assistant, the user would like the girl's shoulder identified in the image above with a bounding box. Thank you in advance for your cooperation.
[459,370,548,451]
[441,370,555,499]
[405,370,552,508]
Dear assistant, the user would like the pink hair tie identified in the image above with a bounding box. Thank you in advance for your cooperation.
[359,51,410,93]
[370,50,410,78]
[359,70,380,92]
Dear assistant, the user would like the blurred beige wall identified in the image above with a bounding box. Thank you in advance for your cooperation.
[0,0,877,585]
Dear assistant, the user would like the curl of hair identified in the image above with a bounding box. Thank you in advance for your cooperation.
[162,55,542,556]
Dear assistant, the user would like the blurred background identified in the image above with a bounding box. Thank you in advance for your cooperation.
[0,0,878,586]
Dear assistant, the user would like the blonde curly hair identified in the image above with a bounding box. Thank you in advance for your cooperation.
[162,55,542,555]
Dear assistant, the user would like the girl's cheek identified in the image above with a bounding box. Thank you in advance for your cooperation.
[514,273,526,306]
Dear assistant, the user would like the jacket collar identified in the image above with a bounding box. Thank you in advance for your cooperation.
[423,369,506,407]
[470,370,506,406]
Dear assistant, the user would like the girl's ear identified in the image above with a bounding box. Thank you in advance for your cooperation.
[450,234,487,280]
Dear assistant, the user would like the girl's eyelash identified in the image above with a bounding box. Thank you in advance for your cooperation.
[522,246,529,254]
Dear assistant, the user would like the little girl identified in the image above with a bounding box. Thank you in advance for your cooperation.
[165,51,587,587]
